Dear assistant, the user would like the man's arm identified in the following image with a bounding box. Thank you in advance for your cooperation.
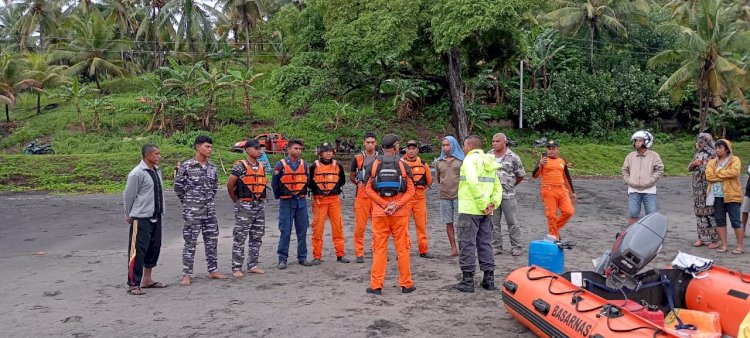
[621,155,631,184]
[174,163,186,203]
[424,162,433,188]
[307,163,318,195]
[227,175,239,203]
[271,162,283,199]
[652,153,665,180]
[514,155,525,186]
[349,156,359,184]
[337,163,347,191]
[123,173,139,220]
[435,161,442,184]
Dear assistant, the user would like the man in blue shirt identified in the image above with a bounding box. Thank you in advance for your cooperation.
[272,139,313,269]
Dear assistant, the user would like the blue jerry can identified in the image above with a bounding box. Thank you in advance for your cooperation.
[528,240,564,273]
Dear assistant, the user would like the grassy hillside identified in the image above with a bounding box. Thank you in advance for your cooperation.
[0,61,743,193]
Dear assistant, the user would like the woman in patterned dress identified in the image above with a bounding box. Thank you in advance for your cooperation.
[689,133,720,248]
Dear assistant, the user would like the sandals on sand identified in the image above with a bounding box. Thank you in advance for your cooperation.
[717,247,728,253]
[708,241,722,249]
[732,248,745,254]
[127,287,145,295]
[142,282,167,289]
[692,240,705,247]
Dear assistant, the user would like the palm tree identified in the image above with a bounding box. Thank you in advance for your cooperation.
[135,0,176,71]
[18,53,67,115]
[522,27,572,89]
[0,53,24,122]
[160,0,222,57]
[56,13,134,91]
[142,77,171,131]
[11,0,62,52]
[219,0,268,67]
[50,78,98,131]
[0,4,31,51]
[648,0,750,132]
[228,68,263,116]
[101,0,139,39]
[546,0,650,74]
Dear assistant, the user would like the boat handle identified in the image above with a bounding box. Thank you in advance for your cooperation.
[532,298,550,316]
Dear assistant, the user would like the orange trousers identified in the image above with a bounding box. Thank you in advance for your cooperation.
[311,196,345,259]
[406,194,429,254]
[541,186,575,239]
[370,215,412,289]
[353,195,373,257]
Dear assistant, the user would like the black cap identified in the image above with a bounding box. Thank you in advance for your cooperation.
[381,134,400,148]
[546,140,559,148]
[318,142,333,153]
[243,139,261,148]
[405,140,419,148]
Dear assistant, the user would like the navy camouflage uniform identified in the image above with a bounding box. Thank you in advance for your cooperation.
[231,161,266,271]
[175,158,220,276]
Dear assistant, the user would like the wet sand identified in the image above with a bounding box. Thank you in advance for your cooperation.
[1,177,748,337]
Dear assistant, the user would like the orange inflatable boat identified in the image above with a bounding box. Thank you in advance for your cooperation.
[685,266,750,337]
[502,265,750,337]
[502,266,673,337]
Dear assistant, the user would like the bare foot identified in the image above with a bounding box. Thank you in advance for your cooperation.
[180,275,191,286]
[232,271,244,278]
[208,271,227,280]
[247,267,265,274]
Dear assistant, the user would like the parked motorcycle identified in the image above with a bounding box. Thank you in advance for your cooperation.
[23,140,55,155]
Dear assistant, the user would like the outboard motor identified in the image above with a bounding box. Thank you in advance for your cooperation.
[594,212,668,289]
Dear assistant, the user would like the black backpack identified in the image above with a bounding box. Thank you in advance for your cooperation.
[367,155,412,197]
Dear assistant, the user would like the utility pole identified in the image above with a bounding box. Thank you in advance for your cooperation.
[519,59,524,136]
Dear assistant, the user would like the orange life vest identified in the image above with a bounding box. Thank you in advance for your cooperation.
[313,160,340,194]
[279,158,308,198]
[237,160,267,201]
[403,157,428,187]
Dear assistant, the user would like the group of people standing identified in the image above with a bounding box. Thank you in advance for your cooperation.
[121,129,750,296]
[689,133,746,254]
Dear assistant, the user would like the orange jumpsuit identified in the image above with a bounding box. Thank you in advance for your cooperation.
[401,156,433,254]
[309,160,347,260]
[532,157,575,239]
[352,153,377,257]
[365,159,416,290]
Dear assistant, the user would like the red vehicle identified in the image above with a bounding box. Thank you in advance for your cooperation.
[231,133,289,153]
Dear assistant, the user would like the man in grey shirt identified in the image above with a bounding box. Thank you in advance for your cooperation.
[123,144,166,295]
[489,133,526,256]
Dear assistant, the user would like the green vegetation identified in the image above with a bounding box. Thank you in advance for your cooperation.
[0,0,749,193]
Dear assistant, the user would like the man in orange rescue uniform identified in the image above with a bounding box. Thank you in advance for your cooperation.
[364,134,416,295]
[531,140,576,240]
[402,140,435,258]
[350,131,379,263]
[308,142,350,265]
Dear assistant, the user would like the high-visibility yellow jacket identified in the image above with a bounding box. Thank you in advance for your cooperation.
[458,149,503,215]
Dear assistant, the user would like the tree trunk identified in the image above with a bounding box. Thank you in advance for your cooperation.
[446,47,469,143]
[243,86,250,116]
[244,15,252,68]
[589,23,596,75]
[75,104,86,131]
[5,104,9,122]
[37,93,41,115]
[95,71,102,92]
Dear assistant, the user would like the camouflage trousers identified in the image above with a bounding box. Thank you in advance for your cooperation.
[182,216,219,276]
[232,201,266,271]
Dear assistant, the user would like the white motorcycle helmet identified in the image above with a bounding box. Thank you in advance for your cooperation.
[631,130,654,149]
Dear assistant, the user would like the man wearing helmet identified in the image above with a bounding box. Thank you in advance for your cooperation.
[622,131,665,225]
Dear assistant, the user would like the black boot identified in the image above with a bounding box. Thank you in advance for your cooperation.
[455,272,475,293]
[480,271,497,290]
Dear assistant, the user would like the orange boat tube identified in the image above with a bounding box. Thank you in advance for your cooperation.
[502,266,675,337]
[685,265,750,337]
